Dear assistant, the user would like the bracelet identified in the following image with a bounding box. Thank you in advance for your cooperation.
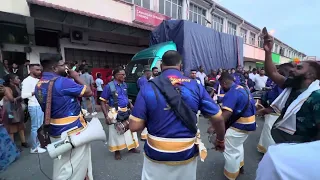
[216,138,225,143]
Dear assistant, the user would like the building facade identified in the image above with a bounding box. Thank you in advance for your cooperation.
[0,0,307,70]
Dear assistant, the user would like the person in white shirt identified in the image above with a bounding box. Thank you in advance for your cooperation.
[95,73,104,105]
[249,68,258,81]
[21,64,46,154]
[253,69,268,91]
[80,67,97,116]
[196,66,207,86]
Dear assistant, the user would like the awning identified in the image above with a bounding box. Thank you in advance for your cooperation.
[27,0,154,31]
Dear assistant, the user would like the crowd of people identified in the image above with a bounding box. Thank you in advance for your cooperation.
[0,28,319,180]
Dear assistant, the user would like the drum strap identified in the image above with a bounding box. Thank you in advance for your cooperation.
[150,75,197,134]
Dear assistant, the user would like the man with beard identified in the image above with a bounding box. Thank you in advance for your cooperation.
[263,27,320,144]
[34,54,94,180]
[100,68,140,160]
[151,67,159,79]
[21,64,46,154]
[218,72,256,180]
[256,63,294,154]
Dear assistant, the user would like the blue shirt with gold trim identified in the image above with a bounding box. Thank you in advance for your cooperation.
[34,72,87,137]
[99,80,129,108]
[131,69,222,163]
[221,83,256,131]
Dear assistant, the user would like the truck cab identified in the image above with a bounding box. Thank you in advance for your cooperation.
[125,41,177,101]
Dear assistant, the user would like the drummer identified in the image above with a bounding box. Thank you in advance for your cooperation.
[100,68,140,160]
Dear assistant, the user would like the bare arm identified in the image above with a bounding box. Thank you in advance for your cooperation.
[209,115,225,141]
[263,27,286,88]
[4,87,14,102]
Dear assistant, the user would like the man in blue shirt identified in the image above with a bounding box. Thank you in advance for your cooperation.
[129,50,226,180]
[137,69,152,140]
[100,68,139,160]
[219,72,256,180]
[137,69,152,90]
[35,54,94,180]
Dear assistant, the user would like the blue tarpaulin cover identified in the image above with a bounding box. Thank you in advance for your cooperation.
[150,20,244,75]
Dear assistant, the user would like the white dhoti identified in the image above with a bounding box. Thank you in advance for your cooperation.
[141,128,148,140]
[141,155,198,180]
[50,137,93,180]
[257,114,278,153]
[108,125,139,152]
[224,128,249,180]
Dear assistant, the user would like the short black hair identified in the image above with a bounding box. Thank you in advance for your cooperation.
[112,68,124,77]
[231,68,235,70]
[305,61,320,79]
[219,72,234,82]
[190,69,197,72]
[144,69,151,73]
[162,50,182,66]
[40,53,62,69]
[97,73,101,78]
[29,64,41,68]
[152,67,158,71]
[83,66,89,72]
[252,68,257,71]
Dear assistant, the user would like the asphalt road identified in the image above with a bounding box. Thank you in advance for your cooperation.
[0,114,264,180]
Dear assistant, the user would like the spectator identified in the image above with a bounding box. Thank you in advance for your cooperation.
[151,67,159,79]
[196,65,207,86]
[253,69,268,91]
[244,72,255,92]
[80,67,97,116]
[78,60,87,73]
[3,74,28,149]
[249,68,258,81]
[11,63,19,75]
[95,73,104,105]
[72,61,78,71]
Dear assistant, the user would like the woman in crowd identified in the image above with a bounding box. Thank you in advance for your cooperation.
[3,74,28,149]
[0,84,20,172]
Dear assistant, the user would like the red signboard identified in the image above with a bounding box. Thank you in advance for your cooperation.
[133,6,170,27]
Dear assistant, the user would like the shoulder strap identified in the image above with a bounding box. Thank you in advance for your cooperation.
[150,76,197,134]
[44,77,58,125]
[108,81,118,110]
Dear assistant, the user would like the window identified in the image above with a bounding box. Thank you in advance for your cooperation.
[125,58,153,82]
[274,44,279,53]
[189,3,207,26]
[124,0,150,9]
[240,28,247,43]
[258,36,263,48]
[213,15,224,32]
[249,32,256,45]
[227,22,237,35]
[159,0,182,19]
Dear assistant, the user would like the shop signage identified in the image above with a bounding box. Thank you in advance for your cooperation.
[133,6,170,27]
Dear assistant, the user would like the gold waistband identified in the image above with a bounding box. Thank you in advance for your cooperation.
[147,134,196,152]
[50,114,86,125]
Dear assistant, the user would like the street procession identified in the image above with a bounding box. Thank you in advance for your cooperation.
[0,0,319,180]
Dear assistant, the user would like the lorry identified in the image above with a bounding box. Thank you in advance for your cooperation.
[125,20,243,101]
